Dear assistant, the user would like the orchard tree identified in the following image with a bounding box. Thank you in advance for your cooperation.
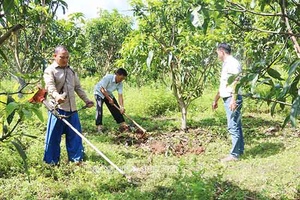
[45,12,88,73]
[84,9,133,76]
[119,0,239,131]
[198,0,300,126]
[0,0,68,176]
[0,0,68,85]
[0,1,87,144]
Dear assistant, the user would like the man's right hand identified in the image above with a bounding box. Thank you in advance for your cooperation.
[212,101,218,110]
[108,97,114,105]
[86,100,94,108]
[55,94,66,104]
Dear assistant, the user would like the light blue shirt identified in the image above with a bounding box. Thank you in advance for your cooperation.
[94,74,123,99]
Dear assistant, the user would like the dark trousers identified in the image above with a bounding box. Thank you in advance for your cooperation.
[95,94,125,125]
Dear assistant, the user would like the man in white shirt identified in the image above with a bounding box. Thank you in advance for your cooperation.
[212,43,244,162]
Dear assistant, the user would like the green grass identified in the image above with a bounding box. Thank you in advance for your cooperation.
[0,80,299,199]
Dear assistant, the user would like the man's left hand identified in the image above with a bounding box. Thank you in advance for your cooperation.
[86,100,94,108]
[120,107,125,114]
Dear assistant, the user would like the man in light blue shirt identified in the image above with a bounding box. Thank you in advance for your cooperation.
[94,68,128,133]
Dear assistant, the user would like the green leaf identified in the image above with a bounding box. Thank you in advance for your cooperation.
[267,68,283,80]
[6,99,18,125]
[282,115,290,128]
[0,49,8,62]
[31,107,44,122]
[146,50,154,69]
[290,96,300,127]
[11,139,30,182]
[3,0,15,22]
[22,109,32,119]
[227,74,238,85]
[270,101,276,116]
[191,6,204,28]
[290,76,300,98]
[260,1,266,11]
[288,59,300,77]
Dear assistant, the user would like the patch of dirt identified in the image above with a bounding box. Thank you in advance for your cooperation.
[114,127,206,156]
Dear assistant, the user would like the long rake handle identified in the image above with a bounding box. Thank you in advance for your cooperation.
[113,104,147,133]
[42,100,125,176]
[61,118,126,176]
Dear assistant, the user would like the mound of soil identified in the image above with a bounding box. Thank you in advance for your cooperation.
[115,127,206,156]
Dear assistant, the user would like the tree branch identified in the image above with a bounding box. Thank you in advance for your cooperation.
[224,12,300,37]
[226,0,300,27]
[260,39,288,76]
[0,24,24,46]
[0,81,36,96]
[279,0,300,58]
[246,94,292,106]
[0,118,22,142]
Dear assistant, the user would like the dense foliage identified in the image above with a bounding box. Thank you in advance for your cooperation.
[197,0,300,126]
[84,9,133,76]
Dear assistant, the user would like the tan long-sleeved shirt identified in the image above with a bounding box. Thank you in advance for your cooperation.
[43,61,90,112]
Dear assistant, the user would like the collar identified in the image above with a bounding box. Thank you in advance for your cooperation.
[53,61,69,68]
[223,55,233,63]
[112,74,117,83]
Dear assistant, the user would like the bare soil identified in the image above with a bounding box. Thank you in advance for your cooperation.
[114,127,206,156]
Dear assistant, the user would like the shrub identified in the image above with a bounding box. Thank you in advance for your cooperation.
[124,84,177,117]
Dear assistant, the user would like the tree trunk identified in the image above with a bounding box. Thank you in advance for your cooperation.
[10,73,27,98]
[280,0,300,58]
[170,61,189,132]
[179,100,188,131]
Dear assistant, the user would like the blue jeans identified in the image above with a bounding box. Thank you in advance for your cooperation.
[223,95,244,157]
[44,109,84,164]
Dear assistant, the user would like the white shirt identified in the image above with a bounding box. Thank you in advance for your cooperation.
[219,55,242,98]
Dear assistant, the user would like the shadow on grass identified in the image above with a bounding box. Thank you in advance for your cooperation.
[56,176,130,199]
[55,170,273,200]
[244,142,285,159]
[189,115,280,131]
[188,115,282,142]
[83,152,108,165]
